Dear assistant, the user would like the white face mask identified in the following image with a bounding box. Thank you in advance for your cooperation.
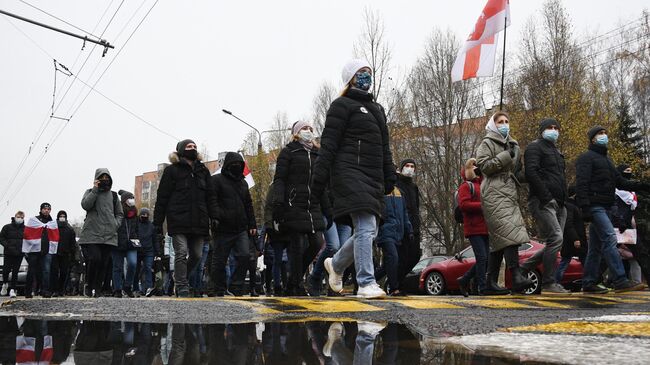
[402,167,415,178]
[126,198,136,207]
[14,218,24,225]
[299,130,314,142]
[59,217,67,223]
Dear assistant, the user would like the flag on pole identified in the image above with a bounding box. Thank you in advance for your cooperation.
[451,0,510,82]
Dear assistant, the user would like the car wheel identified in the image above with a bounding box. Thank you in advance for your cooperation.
[425,272,446,295]
[523,270,541,295]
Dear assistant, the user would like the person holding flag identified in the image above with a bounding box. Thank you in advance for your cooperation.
[22,202,59,298]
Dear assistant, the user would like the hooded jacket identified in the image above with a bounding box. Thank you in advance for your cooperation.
[311,88,396,222]
[153,152,218,236]
[376,187,413,246]
[56,220,77,255]
[458,159,488,237]
[524,137,567,206]
[137,209,157,255]
[272,140,326,233]
[210,152,256,234]
[264,182,290,242]
[79,168,123,246]
[476,119,529,252]
[0,218,24,256]
[396,159,421,235]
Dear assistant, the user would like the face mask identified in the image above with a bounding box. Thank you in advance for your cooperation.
[595,134,608,146]
[184,149,198,161]
[140,216,148,222]
[228,164,244,177]
[542,129,559,143]
[58,217,66,223]
[354,71,372,91]
[622,172,632,180]
[14,218,23,225]
[298,130,314,142]
[126,198,136,207]
[497,124,510,137]
[99,179,111,191]
[401,167,415,178]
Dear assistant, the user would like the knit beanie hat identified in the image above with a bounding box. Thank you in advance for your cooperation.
[587,126,606,141]
[40,202,51,210]
[538,118,560,135]
[399,159,416,171]
[57,210,67,219]
[139,207,150,216]
[292,120,312,135]
[176,139,196,155]
[341,59,372,86]
[118,190,135,203]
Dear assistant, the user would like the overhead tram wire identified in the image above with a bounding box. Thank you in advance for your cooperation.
[18,0,102,42]
[0,0,162,215]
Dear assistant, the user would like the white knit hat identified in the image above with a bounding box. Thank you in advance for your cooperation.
[341,59,372,86]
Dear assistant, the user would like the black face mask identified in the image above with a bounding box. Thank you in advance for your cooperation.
[622,172,632,180]
[227,164,244,177]
[184,149,198,161]
[140,216,148,222]
[99,180,111,191]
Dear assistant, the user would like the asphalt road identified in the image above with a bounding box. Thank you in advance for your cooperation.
[1,291,650,364]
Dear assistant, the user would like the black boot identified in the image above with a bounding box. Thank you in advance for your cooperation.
[510,267,533,292]
[457,276,470,297]
[483,254,510,295]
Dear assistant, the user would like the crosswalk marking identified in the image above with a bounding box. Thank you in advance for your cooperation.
[267,298,384,313]
[383,298,463,309]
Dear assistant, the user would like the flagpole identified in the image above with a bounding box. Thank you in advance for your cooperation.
[499,14,507,110]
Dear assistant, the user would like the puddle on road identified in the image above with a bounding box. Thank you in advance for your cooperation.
[0,316,570,364]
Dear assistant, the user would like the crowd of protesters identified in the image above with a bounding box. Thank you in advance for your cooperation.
[2,58,649,299]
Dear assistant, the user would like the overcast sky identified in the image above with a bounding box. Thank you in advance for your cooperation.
[1,0,647,223]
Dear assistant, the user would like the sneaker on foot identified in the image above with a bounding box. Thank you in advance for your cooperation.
[582,284,609,294]
[322,322,343,357]
[1,283,8,296]
[614,280,646,293]
[145,288,155,297]
[324,258,343,293]
[9,289,16,298]
[542,283,570,294]
[357,321,386,336]
[357,283,386,299]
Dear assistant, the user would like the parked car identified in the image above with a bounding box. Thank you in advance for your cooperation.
[0,245,28,295]
[420,241,583,295]
[401,256,449,294]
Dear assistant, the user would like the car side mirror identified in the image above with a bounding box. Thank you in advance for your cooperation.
[454,253,462,261]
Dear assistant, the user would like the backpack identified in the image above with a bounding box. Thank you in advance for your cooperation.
[453,181,475,224]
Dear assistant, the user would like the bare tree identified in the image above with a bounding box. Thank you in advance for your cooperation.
[264,111,292,151]
[311,82,338,134]
[353,7,392,104]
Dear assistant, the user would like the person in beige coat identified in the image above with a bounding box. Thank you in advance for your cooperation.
[476,111,533,294]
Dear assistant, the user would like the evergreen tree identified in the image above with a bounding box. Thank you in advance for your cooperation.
[617,100,645,161]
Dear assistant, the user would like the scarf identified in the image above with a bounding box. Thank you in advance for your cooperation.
[616,189,638,210]
[22,216,59,254]
[485,114,499,134]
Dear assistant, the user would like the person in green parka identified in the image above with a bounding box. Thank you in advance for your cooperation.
[476,111,533,294]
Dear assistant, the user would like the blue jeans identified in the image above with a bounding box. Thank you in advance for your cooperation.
[272,242,288,288]
[555,256,572,283]
[189,242,210,291]
[582,206,627,287]
[332,213,377,287]
[26,253,53,294]
[138,254,155,291]
[461,235,489,291]
[112,249,138,291]
[379,239,400,292]
[311,221,352,283]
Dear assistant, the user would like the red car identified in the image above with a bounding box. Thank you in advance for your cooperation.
[419,241,583,295]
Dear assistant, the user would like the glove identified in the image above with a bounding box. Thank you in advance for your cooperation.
[272,204,285,223]
[581,208,592,222]
[619,224,628,233]
[325,214,333,230]
[384,182,395,195]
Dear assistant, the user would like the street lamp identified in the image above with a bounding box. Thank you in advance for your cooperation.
[222,109,262,154]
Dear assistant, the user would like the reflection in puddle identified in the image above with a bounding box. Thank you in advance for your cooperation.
[0,316,558,364]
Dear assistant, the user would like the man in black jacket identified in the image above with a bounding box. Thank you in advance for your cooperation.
[52,210,76,296]
[210,152,257,296]
[395,159,422,287]
[0,211,25,298]
[521,118,569,293]
[154,139,218,297]
[575,126,649,293]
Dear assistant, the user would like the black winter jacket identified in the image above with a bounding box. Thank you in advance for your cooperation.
[137,219,158,255]
[611,193,636,232]
[272,141,326,233]
[0,218,24,256]
[117,208,139,251]
[575,144,647,209]
[561,199,587,258]
[154,152,218,236]
[56,221,76,256]
[311,88,396,222]
[264,182,290,242]
[525,138,567,205]
[396,174,420,235]
[211,152,256,234]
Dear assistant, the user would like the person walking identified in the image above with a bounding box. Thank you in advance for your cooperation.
[520,118,570,294]
[79,168,123,297]
[210,152,256,296]
[52,211,76,296]
[112,190,139,298]
[0,211,25,298]
[476,112,533,294]
[135,208,158,297]
[456,158,490,296]
[272,120,327,296]
[22,203,59,298]
[263,181,290,295]
[556,186,587,283]
[154,139,218,297]
[576,126,649,293]
[395,159,423,286]
[311,58,396,299]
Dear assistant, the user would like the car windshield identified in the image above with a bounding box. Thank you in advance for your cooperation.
[412,259,432,271]
[460,247,475,258]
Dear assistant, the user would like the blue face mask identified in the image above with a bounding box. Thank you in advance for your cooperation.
[354,71,372,91]
[497,124,510,137]
[542,129,559,143]
[595,134,608,146]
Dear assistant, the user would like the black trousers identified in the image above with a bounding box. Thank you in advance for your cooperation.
[82,244,112,294]
[51,254,71,294]
[2,255,22,290]
[211,231,249,293]
[287,232,323,291]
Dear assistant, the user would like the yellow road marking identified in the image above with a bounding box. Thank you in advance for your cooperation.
[452,299,533,309]
[270,298,384,313]
[518,300,572,309]
[385,299,463,309]
[507,321,650,337]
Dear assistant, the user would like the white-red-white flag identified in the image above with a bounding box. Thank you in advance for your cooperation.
[451,0,510,82]
[22,217,59,254]
[213,156,255,189]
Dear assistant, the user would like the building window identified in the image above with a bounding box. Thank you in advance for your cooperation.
[142,181,151,202]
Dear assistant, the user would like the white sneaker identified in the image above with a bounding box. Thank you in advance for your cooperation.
[145,288,154,297]
[9,289,16,298]
[324,258,343,293]
[357,283,386,299]
[357,321,386,336]
[322,322,343,357]
[0,283,7,296]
